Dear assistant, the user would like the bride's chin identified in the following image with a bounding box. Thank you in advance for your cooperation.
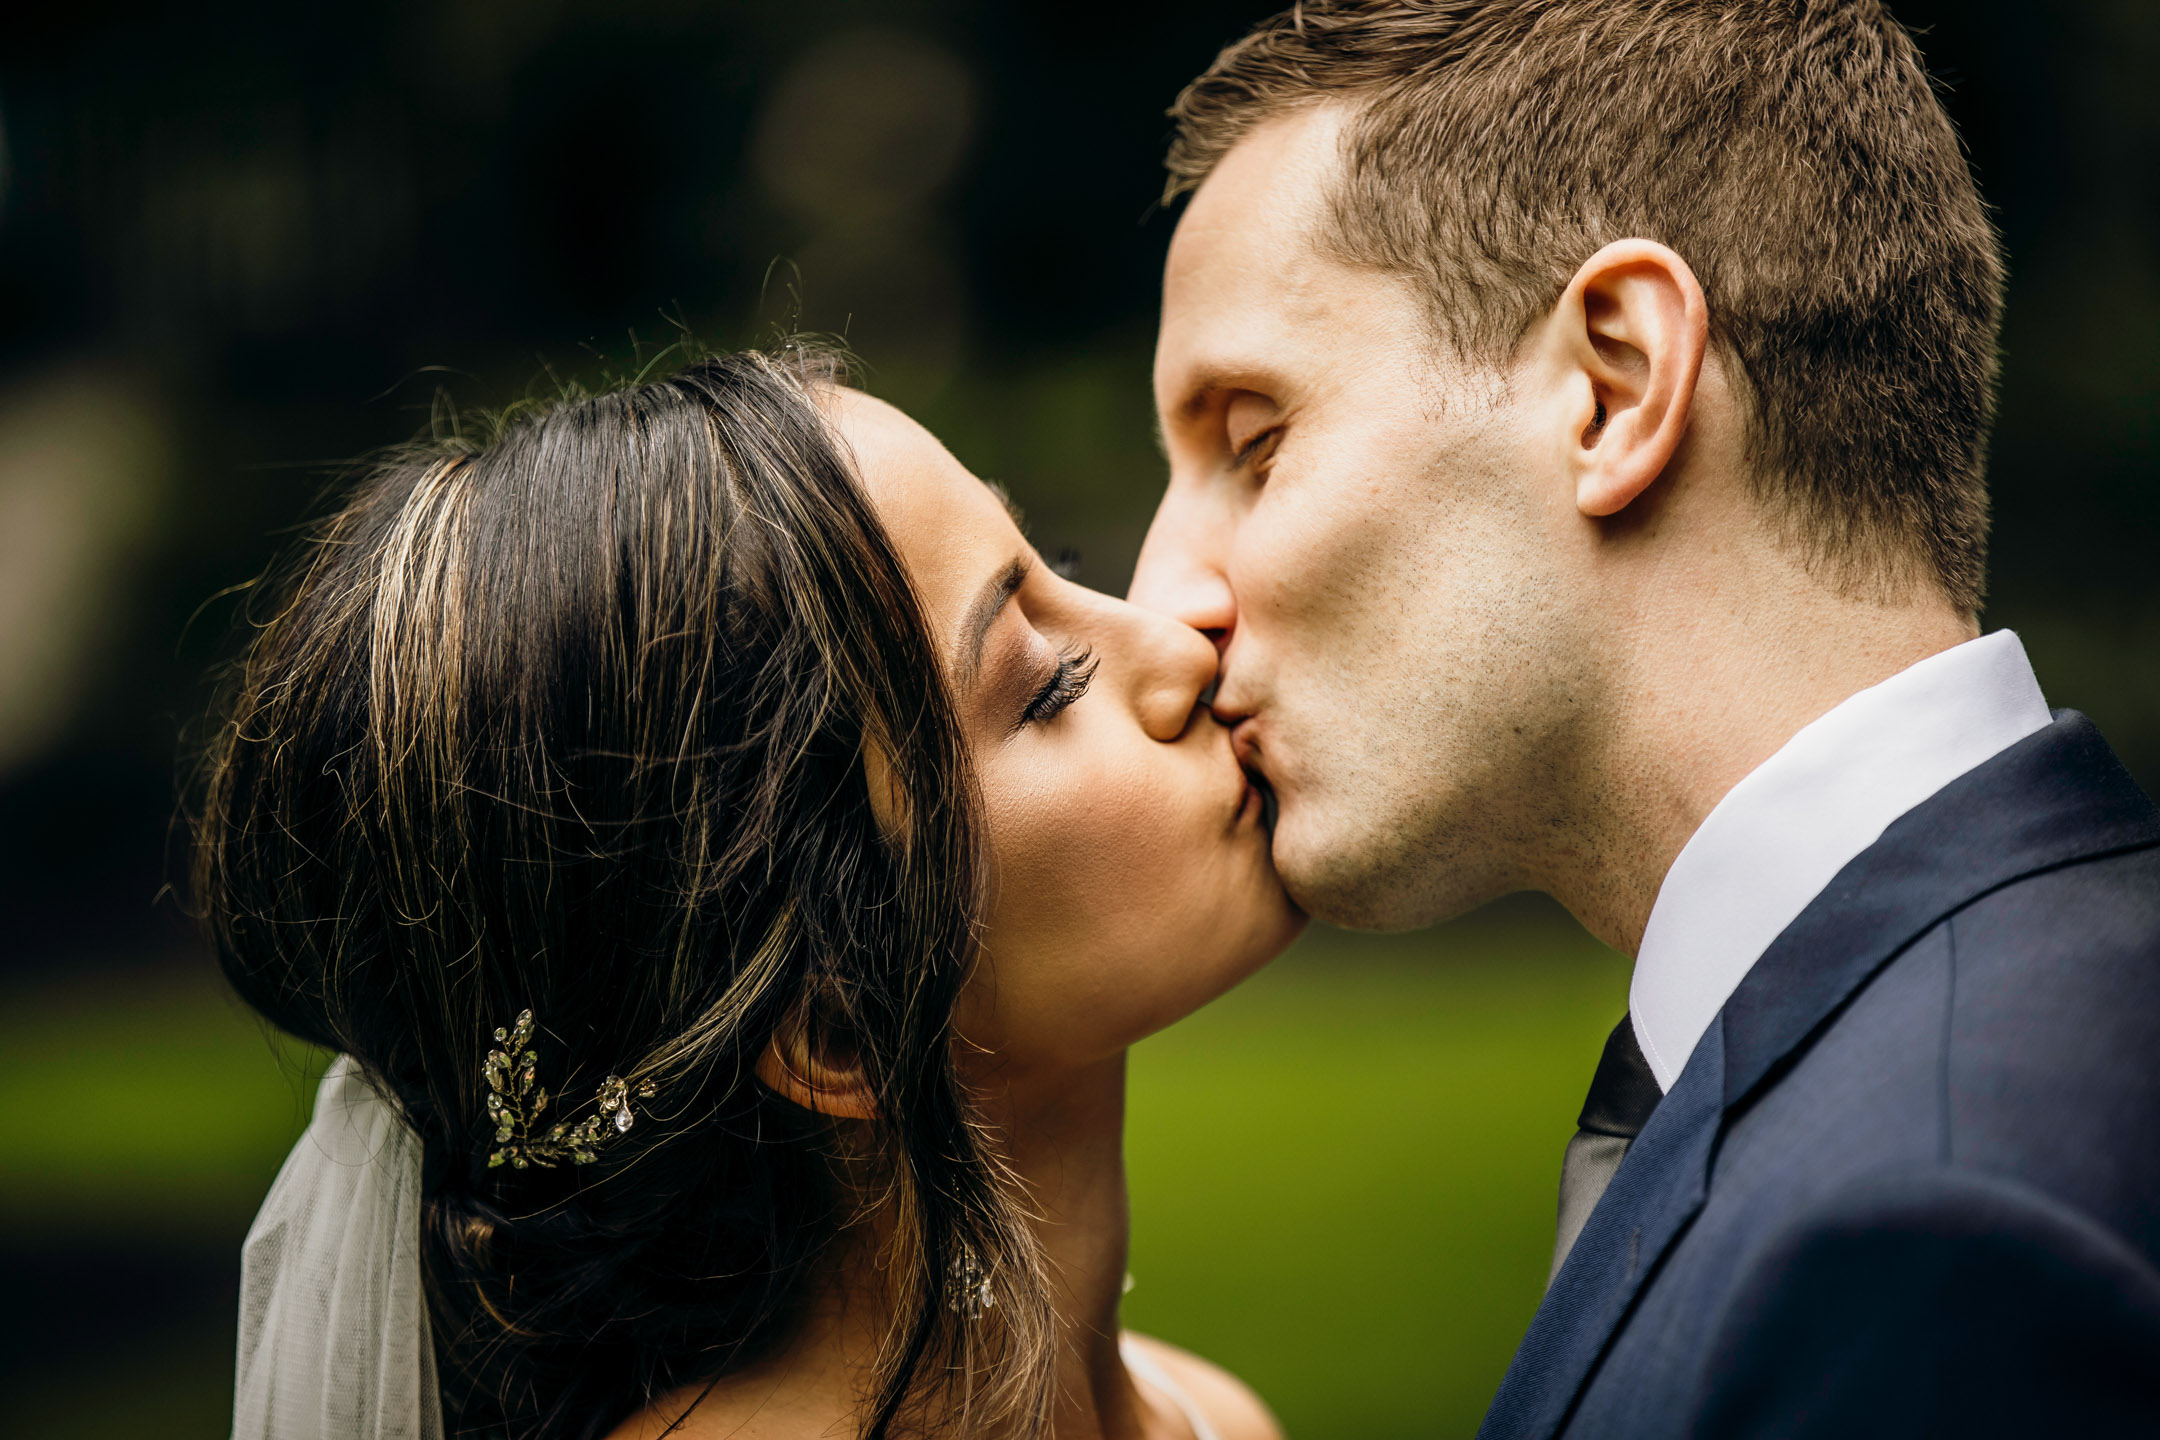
[1240,810,1307,933]
[1205,882,1310,998]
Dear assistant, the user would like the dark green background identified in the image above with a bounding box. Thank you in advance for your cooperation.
[0,1,2153,1433]
[1,907,1625,1436]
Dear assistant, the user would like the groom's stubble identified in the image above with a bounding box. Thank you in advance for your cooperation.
[1139,109,1626,935]
[1137,104,1973,954]
[1134,1,2001,955]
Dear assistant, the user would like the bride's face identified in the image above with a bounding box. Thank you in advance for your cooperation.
[835,392,1305,1078]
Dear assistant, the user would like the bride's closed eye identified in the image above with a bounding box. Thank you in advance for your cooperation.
[1015,645,1097,733]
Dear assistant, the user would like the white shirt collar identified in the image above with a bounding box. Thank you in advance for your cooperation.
[1629,630,2052,1092]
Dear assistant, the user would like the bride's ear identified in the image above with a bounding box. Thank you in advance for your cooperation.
[860,731,910,840]
[756,1005,879,1120]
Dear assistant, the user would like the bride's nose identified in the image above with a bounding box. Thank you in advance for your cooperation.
[1122,601,1223,743]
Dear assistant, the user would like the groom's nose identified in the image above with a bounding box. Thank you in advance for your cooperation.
[1128,483,1237,657]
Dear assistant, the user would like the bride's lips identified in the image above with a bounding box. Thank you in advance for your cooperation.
[1236,768,1279,833]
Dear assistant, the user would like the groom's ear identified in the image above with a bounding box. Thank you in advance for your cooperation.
[1546,239,1708,519]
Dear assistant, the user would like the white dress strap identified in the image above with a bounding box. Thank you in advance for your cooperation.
[1120,1335,1222,1440]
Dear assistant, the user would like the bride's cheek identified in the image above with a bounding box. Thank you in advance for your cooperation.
[980,767,1113,930]
[982,739,1215,968]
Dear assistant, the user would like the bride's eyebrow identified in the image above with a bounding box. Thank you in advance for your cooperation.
[958,556,1031,686]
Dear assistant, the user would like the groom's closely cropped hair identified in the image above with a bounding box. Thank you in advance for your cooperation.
[1165,0,1999,610]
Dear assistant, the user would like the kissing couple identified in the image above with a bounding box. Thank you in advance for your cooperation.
[199,3,2160,1439]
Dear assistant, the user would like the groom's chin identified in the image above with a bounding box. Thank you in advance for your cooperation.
[1269,819,1402,932]
[1273,809,1498,934]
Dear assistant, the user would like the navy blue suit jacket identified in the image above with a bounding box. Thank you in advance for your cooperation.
[1480,713,2160,1439]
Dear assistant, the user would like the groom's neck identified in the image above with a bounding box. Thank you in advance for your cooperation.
[1535,524,1978,958]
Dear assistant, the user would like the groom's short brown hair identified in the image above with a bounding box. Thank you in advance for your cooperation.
[1167,0,2003,611]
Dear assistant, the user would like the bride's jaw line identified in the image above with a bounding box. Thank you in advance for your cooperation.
[820,389,1299,1440]
[829,387,1303,1076]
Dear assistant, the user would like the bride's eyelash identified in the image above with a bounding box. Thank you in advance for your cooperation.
[1019,646,1097,730]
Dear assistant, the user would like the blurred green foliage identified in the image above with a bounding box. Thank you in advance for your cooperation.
[0,970,326,1238]
[0,910,1624,1439]
[1124,919,1627,1438]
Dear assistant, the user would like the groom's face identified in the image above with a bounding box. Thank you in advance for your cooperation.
[1133,108,1587,930]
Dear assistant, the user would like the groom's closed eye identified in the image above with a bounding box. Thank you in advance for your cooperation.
[1230,428,1281,475]
[1223,392,1282,474]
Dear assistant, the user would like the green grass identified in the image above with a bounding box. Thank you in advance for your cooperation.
[0,909,1627,1438]
[1123,917,1627,1440]
[0,962,327,1237]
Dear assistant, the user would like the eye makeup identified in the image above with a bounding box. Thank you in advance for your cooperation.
[1014,645,1097,733]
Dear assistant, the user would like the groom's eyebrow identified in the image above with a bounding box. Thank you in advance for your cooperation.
[960,556,1030,685]
[1166,365,1275,432]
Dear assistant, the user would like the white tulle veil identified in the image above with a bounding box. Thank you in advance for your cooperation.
[233,1056,445,1440]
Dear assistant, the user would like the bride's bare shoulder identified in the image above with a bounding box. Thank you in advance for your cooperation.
[1123,1331,1285,1440]
[609,1335,1284,1440]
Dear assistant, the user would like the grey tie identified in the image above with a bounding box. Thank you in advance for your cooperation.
[1549,1015,1664,1286]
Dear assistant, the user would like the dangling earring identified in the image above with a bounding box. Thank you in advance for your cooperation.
[948,1242,996,1319]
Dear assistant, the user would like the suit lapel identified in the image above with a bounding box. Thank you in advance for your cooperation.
[1720,712,2160,1111]
[1478,714,2160,1440]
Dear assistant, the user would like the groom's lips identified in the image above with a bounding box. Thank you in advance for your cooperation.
[1228,721,1280,833]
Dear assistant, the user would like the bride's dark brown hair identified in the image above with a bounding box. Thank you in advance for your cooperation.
[192,347,1054,1439]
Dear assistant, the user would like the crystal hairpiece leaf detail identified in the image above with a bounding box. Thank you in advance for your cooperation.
[484,1009,657,1170]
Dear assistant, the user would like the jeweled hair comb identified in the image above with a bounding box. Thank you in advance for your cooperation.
[484,1009,656,1169]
